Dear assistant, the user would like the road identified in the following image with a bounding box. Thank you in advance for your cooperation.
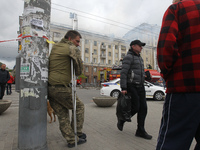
[9,86,160,108]
[76,87,102,104]
[3,86,196,150]
[8,86,102,107]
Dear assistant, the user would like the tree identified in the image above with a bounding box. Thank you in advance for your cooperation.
[78,73,87,79]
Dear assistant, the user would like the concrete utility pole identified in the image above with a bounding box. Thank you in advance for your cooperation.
[91,53,94,85]
[18,0,51,149]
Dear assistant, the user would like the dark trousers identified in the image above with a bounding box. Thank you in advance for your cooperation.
[6,83,12,95]
[156,93,200,150]
[0,84,6,99]
[127,84,147,132]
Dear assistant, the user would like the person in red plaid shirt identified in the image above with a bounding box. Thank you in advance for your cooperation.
[156,0,200,150]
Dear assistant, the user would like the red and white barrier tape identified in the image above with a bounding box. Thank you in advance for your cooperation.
[0,35,51,43]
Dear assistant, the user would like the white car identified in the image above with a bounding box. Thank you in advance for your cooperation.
[100,78,166,101]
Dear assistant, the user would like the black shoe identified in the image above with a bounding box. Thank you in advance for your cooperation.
[67,138,86,148]
[117,119,125,131]
[78,133,87,139]
[135,130,152,140]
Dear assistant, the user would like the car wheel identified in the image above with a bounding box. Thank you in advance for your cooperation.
[153,91,164,101]
[111,90,120,98]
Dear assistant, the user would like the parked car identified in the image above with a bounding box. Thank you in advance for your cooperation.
[100,78,166,101]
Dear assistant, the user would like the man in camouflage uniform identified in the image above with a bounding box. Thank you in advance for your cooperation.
[48,30,86,148]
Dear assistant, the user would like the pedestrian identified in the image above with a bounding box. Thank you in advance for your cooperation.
[156,0,200,149]
[118,40,152,140]
[0,64,10,100]
[48,30,86,148]
[6,72,14,95]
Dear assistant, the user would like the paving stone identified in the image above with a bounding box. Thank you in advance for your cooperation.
[0,89,196,150]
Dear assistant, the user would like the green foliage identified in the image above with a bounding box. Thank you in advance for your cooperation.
[78,73,87,79]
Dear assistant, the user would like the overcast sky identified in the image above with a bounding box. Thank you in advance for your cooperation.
[0,0,172,69]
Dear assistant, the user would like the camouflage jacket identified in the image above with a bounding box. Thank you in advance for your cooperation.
[48,38,83,86]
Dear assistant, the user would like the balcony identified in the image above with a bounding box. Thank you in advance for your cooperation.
[100,54,106,58]
[101,45,106,50]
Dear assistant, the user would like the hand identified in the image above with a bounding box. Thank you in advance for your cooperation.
[121,90,127,95]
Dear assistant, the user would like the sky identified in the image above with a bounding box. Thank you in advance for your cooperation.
[0,0,172,69]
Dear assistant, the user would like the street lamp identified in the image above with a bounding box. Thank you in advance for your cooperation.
[91,53,94,85]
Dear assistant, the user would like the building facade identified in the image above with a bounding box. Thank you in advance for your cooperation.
[123,23,161,70]
[50,23,160,85]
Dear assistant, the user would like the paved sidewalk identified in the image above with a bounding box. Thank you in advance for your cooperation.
[0,89,196,150]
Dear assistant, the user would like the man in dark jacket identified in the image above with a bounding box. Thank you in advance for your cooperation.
[118,40,152,140]
[0,64,10,99]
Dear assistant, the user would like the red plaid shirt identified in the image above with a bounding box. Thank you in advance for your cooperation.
[157,0,200,93]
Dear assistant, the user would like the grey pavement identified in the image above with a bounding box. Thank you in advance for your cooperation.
[0,87,196,150]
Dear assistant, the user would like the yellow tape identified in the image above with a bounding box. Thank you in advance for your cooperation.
[46,39,55,44]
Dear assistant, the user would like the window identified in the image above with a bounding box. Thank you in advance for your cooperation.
[53,32,61,37]
[94,76,97,83]
[85,76,88,83]
[115,53,118,58]
[108,45,111,49]
[121,45,126,50]
[108,60,111,64]
[85,57,89,63]
[109,52,111,56]
[111,69,121,74]
[94,67,97,72]
[101,59,105,64]
[85,48,89,53]
[94,41,97,46]
[85,39,89,44]
[93,58,97,63]
[115,45,118,49]
[94,49,97,55]
[85,66,89,72]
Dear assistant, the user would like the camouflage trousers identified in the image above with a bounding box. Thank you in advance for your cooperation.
[48,86,85,144]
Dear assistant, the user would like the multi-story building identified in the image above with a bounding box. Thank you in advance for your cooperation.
[18,15,160,85]
[123,23,161,70]
[49,23,161,85]
[50,23,130,85]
